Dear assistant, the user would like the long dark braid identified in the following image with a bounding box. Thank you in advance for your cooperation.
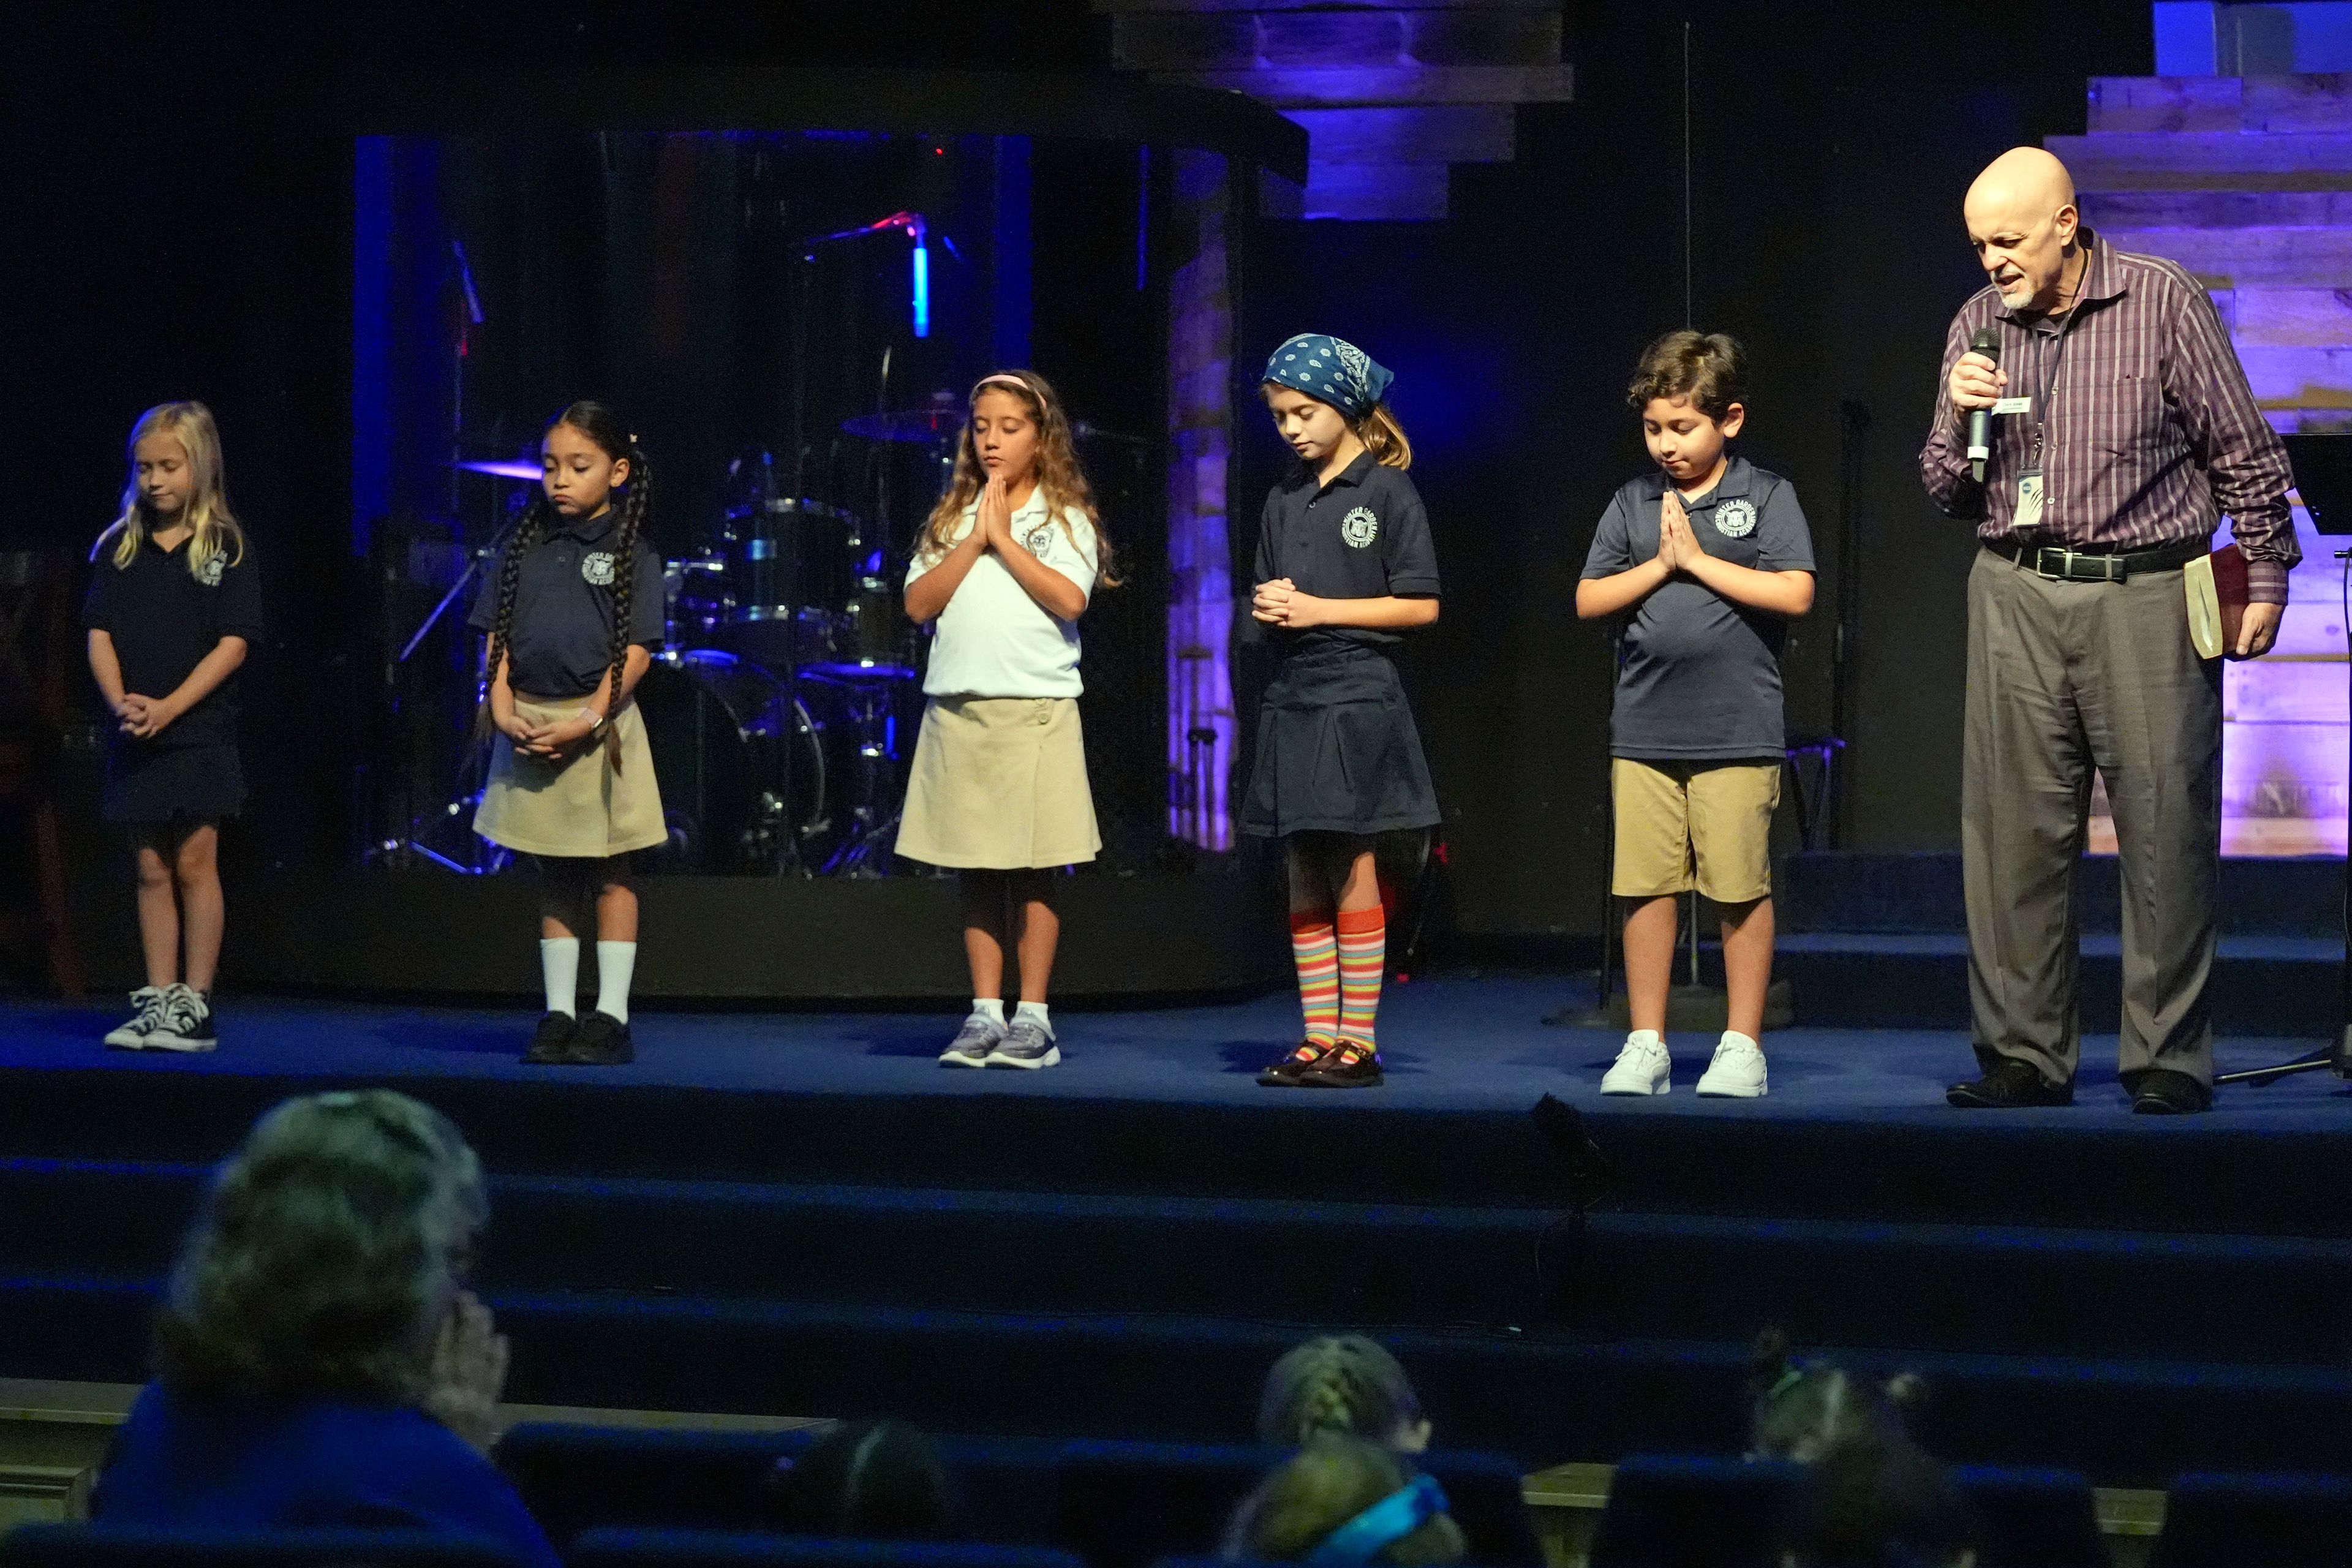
[598,442,652,771]
[475,493,556,744]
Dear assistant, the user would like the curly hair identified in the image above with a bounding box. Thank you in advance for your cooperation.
[154,1090,486,1403]
[1748,1329,1925,1464]
[1224,1438,1464,1566]
[914,370,1117,587]
[94,401,246,581]
[477,401,652,770]
[1257,1335,1425,1449]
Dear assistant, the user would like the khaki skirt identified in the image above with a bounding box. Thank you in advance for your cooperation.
[475,693,668,859]
[896,695,1101,869]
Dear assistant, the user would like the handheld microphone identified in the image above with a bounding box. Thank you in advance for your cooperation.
[1965,325,2000,484]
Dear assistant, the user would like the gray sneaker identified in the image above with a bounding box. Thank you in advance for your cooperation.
[986,1016,1061,1069]
[940,1012,1003,1068]
[103,986,168,1050]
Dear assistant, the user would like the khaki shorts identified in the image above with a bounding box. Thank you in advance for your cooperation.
[896,695,1101,869]
[1611,756,1781,902]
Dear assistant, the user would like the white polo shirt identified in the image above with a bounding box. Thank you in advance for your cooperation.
[905,491,1099,698]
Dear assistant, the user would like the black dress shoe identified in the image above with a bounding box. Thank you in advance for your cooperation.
[2129,1069,2212,1115]
[1299,1039,1384,1088]
[1257,1039,1332,1087]
[522,1011,578,1065]
[570,1010,636,1066]
[1947,1058,2073,1108]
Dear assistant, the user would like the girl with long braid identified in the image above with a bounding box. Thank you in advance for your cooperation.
[466,402,666,1065]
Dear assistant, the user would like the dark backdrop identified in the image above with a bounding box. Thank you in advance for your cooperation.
[5,1,2151,943]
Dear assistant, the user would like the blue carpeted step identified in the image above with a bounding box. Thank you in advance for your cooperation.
[6,1273,2344,1483]
[7,1158,2347,1365]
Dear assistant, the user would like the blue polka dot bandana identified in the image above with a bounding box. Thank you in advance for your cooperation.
[1263,333,1393,420]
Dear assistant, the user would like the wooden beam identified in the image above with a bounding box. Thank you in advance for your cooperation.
[2087,75,2245,133]
[1112,10,1561,72]
[1154,63,1572,106]
[2084,190,2352,228]
[2101,224,2352,287]
[2052,132,2352,192]
[1286,104,1517,163]
[2207,286,2352,348]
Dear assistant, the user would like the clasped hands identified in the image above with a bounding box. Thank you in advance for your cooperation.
[113,692,181,739]
[497,703,600,760]
[1653,491,1708,575]
[1252,577,1331,628]
[976,475,1020,556]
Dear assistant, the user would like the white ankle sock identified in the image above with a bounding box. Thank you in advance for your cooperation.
[1720,1030,1760,1052]
[540,938,579,1016]
[1015,1000,1051,1031]
[1627,1028,1662,1049]
[972,997,1006,1024]
[595,941,638,1023]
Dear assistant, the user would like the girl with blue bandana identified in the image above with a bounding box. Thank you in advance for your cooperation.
[1246,334,1442,1090]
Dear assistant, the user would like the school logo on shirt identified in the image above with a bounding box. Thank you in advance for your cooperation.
[1026,523,1058,557]
[1340,506,1381,548]
[581,551,616,586]
[196,554,225,587]
[1713,499,1758,539]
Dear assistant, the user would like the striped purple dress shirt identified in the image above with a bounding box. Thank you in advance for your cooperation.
[1920,229,2300,603]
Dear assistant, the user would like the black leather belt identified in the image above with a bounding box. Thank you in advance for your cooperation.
[1982,537,2207,582]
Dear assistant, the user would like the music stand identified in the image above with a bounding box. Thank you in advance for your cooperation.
[2218,432,2352,1086]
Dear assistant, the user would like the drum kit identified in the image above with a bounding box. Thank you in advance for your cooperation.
[433,401,989,878]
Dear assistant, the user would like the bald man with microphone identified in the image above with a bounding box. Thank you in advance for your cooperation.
[1920,146,2298,1114]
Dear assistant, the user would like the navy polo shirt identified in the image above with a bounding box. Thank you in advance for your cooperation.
[1253,451,1441,652]
[81,529,265,750]
[468,506,665,698]
[1578,455,1815,760]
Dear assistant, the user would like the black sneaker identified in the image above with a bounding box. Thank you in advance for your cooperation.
[1947,1058,2072,1109]
[104,986,170,1050]
[2128,1069,2212,1115]
[1257,1039,1332,1087]
[522,1011,578,1065]
[142,984,217,1054]
[570,1010,635,1066]
[1299,1039,1384,1088]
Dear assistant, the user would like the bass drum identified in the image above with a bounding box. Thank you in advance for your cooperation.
[638,650,828,873]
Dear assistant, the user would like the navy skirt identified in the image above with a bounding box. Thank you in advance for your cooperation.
[1242,642,1439,839]
[102,741,244,824]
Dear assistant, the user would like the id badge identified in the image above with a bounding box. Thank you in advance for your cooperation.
[2015,469,2046,532]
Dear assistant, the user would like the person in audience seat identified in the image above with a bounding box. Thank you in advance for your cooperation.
[1257,1335,1431,1453]
[1224,1438,1464,1566]
[91,1090,557,1568]
[769,1420,961,1540]
[1779,1436,1981,1568]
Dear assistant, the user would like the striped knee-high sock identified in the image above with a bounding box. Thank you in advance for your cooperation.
[1291,914,1340,1044]
[1336,905,1386,1049]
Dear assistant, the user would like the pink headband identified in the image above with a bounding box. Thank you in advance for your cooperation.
[971,372,1033,399]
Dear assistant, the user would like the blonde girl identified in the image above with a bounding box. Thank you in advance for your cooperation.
[85,402,262,1052]
[899,370,1111,1070]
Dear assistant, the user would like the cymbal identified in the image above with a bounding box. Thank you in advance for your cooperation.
[454,458,543,481]
[840,408,965,443]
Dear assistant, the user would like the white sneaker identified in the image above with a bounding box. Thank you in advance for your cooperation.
[1696,1033,1768,1098]
[103,986,168,1050]
[1600,1031,1672,1096]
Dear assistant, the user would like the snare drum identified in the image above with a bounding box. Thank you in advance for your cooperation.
[720,497,856,665]
[662,551,729,649]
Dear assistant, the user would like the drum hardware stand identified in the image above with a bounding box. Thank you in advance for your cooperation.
[813,671,905,877]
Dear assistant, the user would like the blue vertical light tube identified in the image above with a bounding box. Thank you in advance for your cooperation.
[912,233,930,338]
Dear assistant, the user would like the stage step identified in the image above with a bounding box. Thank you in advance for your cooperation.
[1,1272,2343,1485]
[6,1158,2348,1369]
[2087,74,2352,136]
[1776,851,2343,937]
[2051,130,2352,192]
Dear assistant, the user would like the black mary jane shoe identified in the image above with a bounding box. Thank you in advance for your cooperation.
[522,1011,578,1065]
[2127,1068,2212,1115]
[1945,1058,2072,1109]
[570,1009,636,1066]
[1257,1038,1333,1087]
[1299,1039,1385,1089]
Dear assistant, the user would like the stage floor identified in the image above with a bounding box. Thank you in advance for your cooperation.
[4,974,2347,1128]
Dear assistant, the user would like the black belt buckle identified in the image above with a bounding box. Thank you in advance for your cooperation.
[2030,545,2121,583]
[2030,545,2071,580]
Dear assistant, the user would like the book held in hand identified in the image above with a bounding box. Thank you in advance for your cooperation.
[2184,543,2248,660]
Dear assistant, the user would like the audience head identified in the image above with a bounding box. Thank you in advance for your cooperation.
[770,1421,960,1540]
[1779,1436,1981,1568]
[156,1090,486,1404]
[1750,1329,1924,1464]
[1225,1436,1464,1566]
[1258,1335,1431,1452]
